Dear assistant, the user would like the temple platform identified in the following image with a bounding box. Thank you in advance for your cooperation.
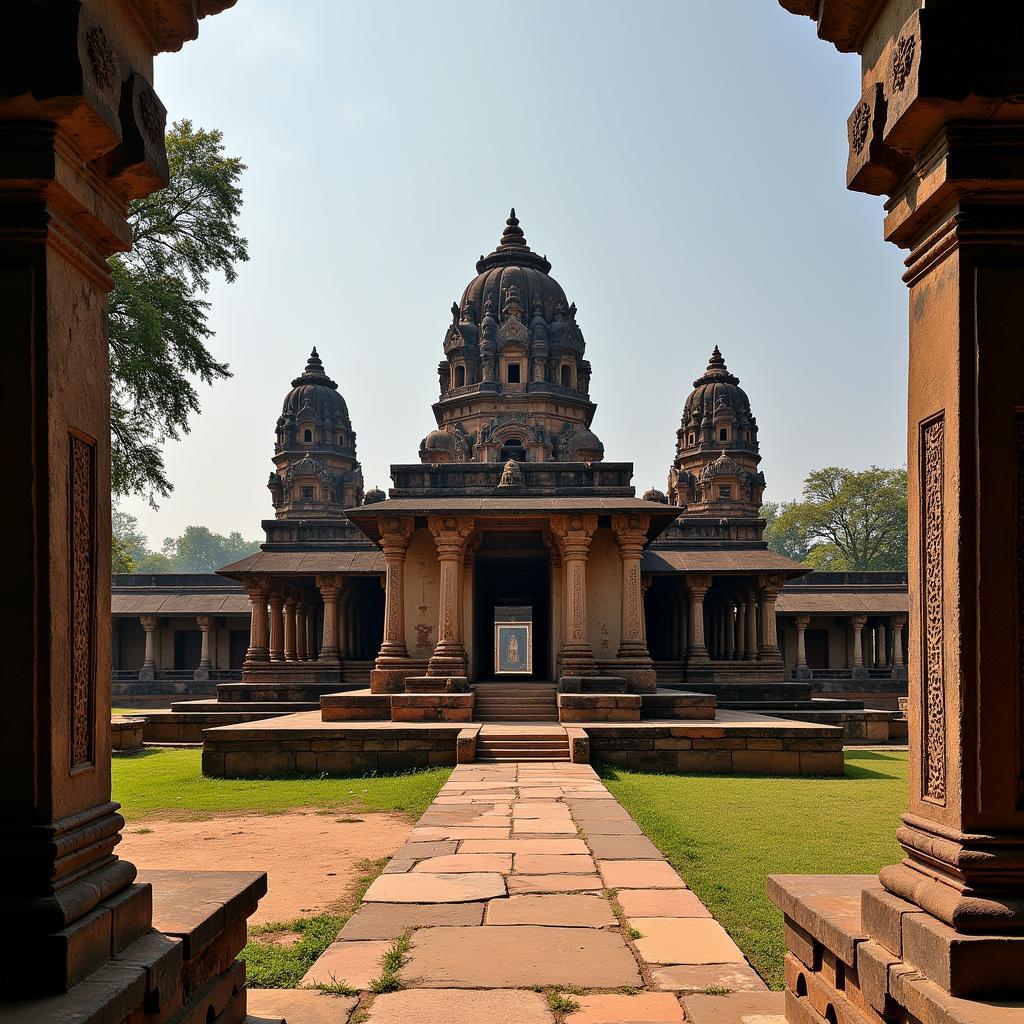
[200,707,846,777]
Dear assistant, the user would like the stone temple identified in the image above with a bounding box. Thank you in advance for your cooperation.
[114,211,906,768]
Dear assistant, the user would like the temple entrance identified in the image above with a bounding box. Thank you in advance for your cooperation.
[472,533,550,681]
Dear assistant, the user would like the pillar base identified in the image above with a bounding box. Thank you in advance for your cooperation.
[370,663,418,693]
[193,666,210,681]
[427,646,468,677]
[138,666,155,681]
[795,665,813,680]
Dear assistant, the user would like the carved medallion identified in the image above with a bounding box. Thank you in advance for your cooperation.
[892,34,916,93]
[85,25,117,91]
[850,101,871,155]
[921,415,946,803]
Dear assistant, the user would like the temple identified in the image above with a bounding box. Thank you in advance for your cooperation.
[115,211,906,762]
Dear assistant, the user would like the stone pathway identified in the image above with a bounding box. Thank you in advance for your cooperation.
[253,761,782,1023]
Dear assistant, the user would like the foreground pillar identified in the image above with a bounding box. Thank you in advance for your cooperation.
[612,514,656,691]
[0,0,250,1007]
[370,517,415,691]
[552,514,599,677]
[427,516,474,677]
[772,3,1024,1019]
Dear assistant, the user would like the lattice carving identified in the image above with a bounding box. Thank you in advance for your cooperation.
[921,415,946,802]
[69,433,97,770]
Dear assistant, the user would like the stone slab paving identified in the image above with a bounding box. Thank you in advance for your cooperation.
[298,761,775,1021]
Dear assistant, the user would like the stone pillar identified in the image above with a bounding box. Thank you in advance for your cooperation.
[744,586,758,661]
[244,579,270,665]
[612,514,656,691]
[861,624,873,673]
[849,614,867,680]
[140,614,158,680]
[756,574,783,662]
[875,622,887,668]
[283,598,297,662]
[0,2,240,1003]
[315,575,342,666]
[793,615,811,680]
[427,516,475,677]
[724,603,735,660]
[684,575,711,665]
[771,6,1024,1015]
[267,592,285,663]
[891,614,905,668]
[296,604,308,661]
[552,514,599,677]
[195,615,214,680]
[735,598,746,660]
[371,517,415,691]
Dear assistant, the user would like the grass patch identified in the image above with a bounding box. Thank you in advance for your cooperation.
[111,747,450,820]
[369,930,412,993]
[547,988,582,1016]
[599,749,907,991]
[242,856,388,988]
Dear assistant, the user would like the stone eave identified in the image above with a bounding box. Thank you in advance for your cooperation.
[778,0,884,52]
[640,547,811,578]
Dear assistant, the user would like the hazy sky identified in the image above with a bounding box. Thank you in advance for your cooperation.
[121,0,907,546]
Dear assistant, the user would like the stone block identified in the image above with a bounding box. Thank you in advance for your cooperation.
[860,887,919,958]
[732,750,800,775]
[785,920,818,970]
[675,750,732,773]
[799,752,844,776]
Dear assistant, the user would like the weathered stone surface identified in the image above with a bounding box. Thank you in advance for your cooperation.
[507,874,604,894]
[681,991,783,1024]
[629,918,745,965]
[513,819,578,835]
[617,889,709,918]
[365,988,554,1024]
[300,939,391,989]
[340,902,486,939]
[363,872,506,903]
[405,925,642,988]
[484,894,617,928]
[460,839,590,855]
[571,992,685,1023]
[586,834,663,860]
[246,988,358,1023]
[412,854,512,874]
[599,861,685,889]
[650,962,768,994]
[514,854,595,874]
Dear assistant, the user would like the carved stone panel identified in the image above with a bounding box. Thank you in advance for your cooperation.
[921,414,946,804]
[69,431,97,771]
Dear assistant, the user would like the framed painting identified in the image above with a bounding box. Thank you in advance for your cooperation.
[495,622,532,674]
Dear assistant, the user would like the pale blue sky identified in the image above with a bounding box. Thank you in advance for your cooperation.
[122,0,906,545]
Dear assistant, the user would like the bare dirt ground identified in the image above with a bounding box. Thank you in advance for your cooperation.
[119,809,411,924]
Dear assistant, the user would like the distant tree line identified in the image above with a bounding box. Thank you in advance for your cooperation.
[761,466,907,571]
[113,509,259,574]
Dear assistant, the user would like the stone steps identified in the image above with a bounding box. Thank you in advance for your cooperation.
[473,684,559,724]
[170,698,321,714]
[475,731,570,762]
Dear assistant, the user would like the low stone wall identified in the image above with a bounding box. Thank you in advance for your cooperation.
[587,722,844,776]
[390,693,473,722]
[321,692,390,721]
[202,723,466,777]
[641,692,717,720]
[111,717,145,751]
[559,693,640,722]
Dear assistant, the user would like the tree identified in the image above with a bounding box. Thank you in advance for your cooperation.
[159,526,261,572]
[761,500,812,564]
[109,120,247,504]
[112,508,148,572]
[762,466,907,570]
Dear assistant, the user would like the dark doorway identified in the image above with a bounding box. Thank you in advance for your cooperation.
[174,629,202,670]
[473,546,549,680]
[806,628,830,670]
[229,629,249,669]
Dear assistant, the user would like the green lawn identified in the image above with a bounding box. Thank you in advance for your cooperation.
[111,747,451,821]
[600,750,907,990]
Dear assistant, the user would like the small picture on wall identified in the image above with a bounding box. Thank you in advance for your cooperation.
[495,623,531,674]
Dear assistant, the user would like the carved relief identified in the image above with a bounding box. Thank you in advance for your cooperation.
[921,415,946,803]
[415,622,434,652]
[69,432,97,771]
[139,86,164,143]
[892,33,916,92]
[851,101,871,155]
[85,25,117,91]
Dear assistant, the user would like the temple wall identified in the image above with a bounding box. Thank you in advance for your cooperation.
[404,528,440,659]
[586,529,622,661]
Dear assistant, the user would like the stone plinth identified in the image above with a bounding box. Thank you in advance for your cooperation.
[405,675,470,693]
[111,717,145,751]
[391,692,474,722]
[321,690,391,722]
[558,693,642,723]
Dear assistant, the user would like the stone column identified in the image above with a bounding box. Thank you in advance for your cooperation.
[891,614,905,669]
[296,604,308,661]
[140,615,158,680]
[756,574,783,662]
[267,592,285,663]
[195,615,214,680]
[427,516,475,677]
[612,514,656,691]
[0,4,236,1000]
[724,603,735,660]
[744,586,758,661]
[849,615,867,680]
[735,598,746,660]
[684,575,711,665]
[244,579,270,665]
[371,517,415,691]
[283,598,297,662]
[772,4,1024,1014]
[793,615,811,680]
[315,575,342,666]
[552,514,599,677]
[861,624,873,673]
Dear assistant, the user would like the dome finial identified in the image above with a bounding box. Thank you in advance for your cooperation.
[707,345,726,372]
[499,208,527,249]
